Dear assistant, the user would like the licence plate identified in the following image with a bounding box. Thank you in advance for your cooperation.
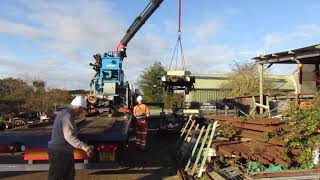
[99,152,116,161]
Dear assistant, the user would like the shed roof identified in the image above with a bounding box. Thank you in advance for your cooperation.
[253,44,320,64]
[192,74,296,91]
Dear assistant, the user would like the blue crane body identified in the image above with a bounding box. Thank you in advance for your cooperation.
[88,0,164,111]
[94,52,124,95]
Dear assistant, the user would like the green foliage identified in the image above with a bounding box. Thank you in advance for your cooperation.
[297,148,314,169]
[0,78,71,114]
[137,61,166,103]
[23,88,71,113]
[285,110,320,148]
[283,93,320,168]
[0,116,5,123]
[245,162,288,173]
[0,78,33,104]
[244,161,267,173]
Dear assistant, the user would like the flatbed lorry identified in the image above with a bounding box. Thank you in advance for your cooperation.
[0,0,164,166]
[0,113,131,164]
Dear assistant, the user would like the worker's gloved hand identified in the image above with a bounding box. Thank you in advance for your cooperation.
[85,146,94,158]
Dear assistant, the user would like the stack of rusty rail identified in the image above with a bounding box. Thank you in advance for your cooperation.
[205,115,300,167]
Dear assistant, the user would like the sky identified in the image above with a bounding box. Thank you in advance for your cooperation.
[1,0,320,90]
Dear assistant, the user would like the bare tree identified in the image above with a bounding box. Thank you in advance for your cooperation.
[224,61,273,97]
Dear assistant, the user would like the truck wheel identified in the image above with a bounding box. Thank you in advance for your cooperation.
[13,119,26,127]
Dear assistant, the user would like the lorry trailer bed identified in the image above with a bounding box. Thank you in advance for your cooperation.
[0,114,132,148]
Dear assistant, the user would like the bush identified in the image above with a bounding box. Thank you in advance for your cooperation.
[283,93,320,168]
[0,78,71,114]
[137,62,166,103]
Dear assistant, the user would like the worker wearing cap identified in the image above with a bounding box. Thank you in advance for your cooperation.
[48,96,93,180]
[133,96,150,150]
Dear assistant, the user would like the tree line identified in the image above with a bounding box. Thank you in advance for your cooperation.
[0,61,269,114]
[0,78,71,114]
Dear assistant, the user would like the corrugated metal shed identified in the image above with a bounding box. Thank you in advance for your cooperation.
[185,89,229,103]
[192,74,229,90]
[267,75,296,92]
[185,74,296,104]
[185,74,230,103]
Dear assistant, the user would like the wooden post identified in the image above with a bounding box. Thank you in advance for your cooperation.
[296,63,303,110]
[298,63,303,95]
[259,64,264,114]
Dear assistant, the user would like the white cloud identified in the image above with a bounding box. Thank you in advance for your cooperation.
[263,32,311,47]
[0,0,235,90]
[185,45,235,74]
[0,56,90,89]
[263,23,320,48]
[189,21,222,43]
[299,24,320,33]
[0,0,160,89]
[0,19,49,39]
[259,24,320,74]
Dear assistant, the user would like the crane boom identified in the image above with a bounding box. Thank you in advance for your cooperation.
[116,0,164,53]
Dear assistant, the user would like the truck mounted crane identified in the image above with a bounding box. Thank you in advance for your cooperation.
[87,0,164,113]
[0,0,165,166]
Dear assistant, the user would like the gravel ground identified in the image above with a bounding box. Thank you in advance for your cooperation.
[0,115,182,180]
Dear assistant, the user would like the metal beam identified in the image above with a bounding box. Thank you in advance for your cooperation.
[0,162,119,172]
[255,52,320,64]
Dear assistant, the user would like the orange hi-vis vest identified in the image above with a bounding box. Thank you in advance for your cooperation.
[133,104,150,118]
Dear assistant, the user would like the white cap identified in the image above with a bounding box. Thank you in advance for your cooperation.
[137,96,143,101]
[71,96,87,108]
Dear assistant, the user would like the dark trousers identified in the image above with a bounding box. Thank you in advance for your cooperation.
[48,149,75,180]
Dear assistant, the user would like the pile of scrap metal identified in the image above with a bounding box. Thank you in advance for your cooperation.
[202,115,320,179]
[207,115,294,166]
[0,111,50,130]
[159,70,195,94]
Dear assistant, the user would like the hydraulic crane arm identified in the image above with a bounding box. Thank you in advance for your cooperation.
[116,0,164,55]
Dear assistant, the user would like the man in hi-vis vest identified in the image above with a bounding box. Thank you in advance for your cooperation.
[133,96,150,150]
